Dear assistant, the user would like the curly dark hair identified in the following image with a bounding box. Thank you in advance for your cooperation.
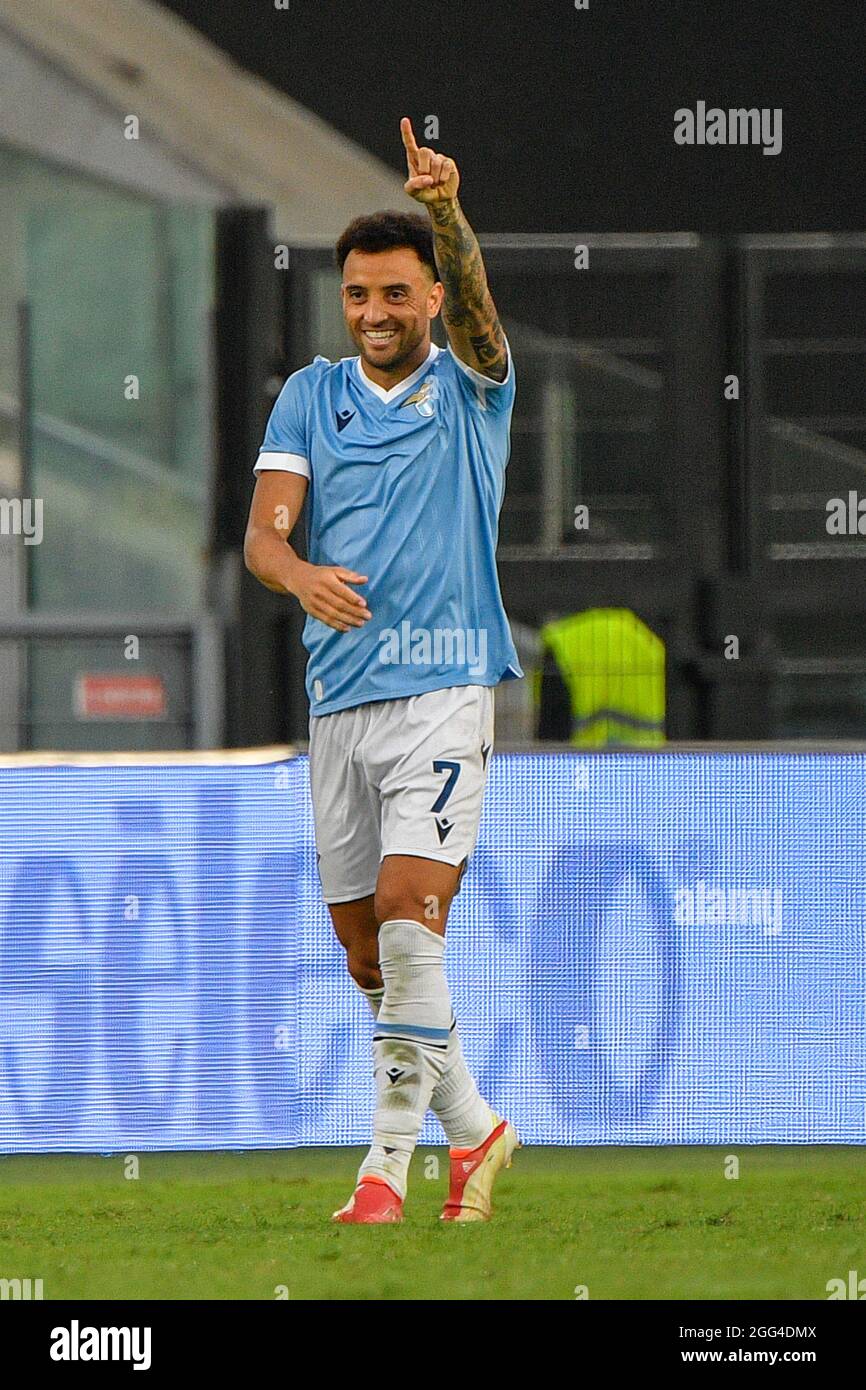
[335,210,437,279]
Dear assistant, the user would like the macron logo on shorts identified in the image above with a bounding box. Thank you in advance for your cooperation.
[435,816,454,844]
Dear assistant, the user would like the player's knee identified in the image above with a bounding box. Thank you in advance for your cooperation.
[374,882,416,926]
[374,884,450,929]
[346,950,382,992]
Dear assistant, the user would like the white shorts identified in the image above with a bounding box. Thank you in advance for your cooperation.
[308,685,494,904]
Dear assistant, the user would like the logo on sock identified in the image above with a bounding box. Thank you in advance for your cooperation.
[385,1067,405,1085]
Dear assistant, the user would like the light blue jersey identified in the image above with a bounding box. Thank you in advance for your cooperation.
[255,341,523,716]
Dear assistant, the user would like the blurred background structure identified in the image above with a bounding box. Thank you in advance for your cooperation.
[1,0,866,751]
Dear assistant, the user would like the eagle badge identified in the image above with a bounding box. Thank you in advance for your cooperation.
[401,379,438,417]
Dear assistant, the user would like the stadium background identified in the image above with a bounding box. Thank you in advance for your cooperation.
[0,0,865,1160]
[0,0,864,752]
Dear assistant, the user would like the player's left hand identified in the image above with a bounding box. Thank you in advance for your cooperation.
[400,117,460,204]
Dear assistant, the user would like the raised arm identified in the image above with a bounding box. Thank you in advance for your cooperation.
[400,117,508,383]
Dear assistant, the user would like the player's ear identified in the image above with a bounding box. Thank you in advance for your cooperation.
[428,280,445,318]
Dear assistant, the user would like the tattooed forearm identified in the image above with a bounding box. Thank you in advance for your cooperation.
[429,199,509,381]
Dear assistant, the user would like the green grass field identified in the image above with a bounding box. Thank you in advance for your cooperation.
[0,1146,862,1301]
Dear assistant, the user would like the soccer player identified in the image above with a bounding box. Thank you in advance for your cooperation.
[244,118,522,1223]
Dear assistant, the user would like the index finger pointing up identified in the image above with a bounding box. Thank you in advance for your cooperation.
[400,116,419,161]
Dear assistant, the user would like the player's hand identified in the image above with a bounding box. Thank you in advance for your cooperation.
[293,562,371,632]
[401,117,460,204]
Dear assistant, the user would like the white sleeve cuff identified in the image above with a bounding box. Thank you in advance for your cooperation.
[254,450,311,479]
[449,337,513,388]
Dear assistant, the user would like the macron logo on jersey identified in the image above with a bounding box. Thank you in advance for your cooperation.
[335,408,355,433]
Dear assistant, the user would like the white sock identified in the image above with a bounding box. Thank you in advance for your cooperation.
[428,1021,496,1149]
[357,919,451,1198]
[358,984,384,1014]
[356,964,494,1151]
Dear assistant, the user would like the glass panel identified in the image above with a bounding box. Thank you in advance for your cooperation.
[771,675,866,739]
[776,612,866,659]
[762,268,866,557]
[0,145,215,610]
[494,271,668,554]
[0,150,24,494]
[0,150,27,749]
[772,614,866,737]
[311,266,348,362]
[0,144,214,750]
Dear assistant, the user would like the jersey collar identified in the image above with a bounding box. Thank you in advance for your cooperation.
[353,342,440,403]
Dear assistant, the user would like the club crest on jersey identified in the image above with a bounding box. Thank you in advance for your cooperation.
[401,379,438,417]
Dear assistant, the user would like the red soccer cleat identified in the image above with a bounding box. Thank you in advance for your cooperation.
[331,1174,404,1224]
[440,1116,520,1222]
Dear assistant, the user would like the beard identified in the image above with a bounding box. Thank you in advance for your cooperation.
[356,322,425,374]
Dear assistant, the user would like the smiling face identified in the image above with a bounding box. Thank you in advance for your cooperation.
[341,245,444,384]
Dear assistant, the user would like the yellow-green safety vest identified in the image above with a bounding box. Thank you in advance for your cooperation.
[537,608,665,747]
